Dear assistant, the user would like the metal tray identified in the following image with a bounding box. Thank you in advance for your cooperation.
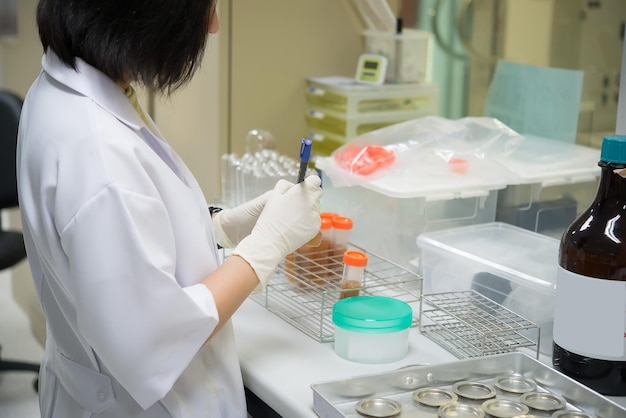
[311,352,626,418]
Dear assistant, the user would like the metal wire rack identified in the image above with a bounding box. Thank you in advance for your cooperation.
[419,290,540,359]
[249,243,423,343]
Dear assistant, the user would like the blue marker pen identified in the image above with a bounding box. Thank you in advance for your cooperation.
[297,138,313,183]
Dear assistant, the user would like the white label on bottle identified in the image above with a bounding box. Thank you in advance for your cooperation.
[553,266,626,360]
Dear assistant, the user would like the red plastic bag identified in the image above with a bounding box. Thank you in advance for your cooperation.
[333,143,395,175]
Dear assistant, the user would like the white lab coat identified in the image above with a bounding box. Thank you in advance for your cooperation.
[16,52,247,418]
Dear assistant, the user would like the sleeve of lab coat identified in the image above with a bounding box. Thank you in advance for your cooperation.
[60,184,218,410]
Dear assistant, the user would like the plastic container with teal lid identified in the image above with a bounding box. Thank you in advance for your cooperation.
[332,295,413,364]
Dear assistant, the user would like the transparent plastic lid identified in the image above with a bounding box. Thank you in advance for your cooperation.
[416,222,559,292]
[497,135,600,184]
[332,296,413,333]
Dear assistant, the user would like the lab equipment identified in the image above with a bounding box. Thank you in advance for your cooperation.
[248,243,421,343]
[362,29,433,84]
[420,291,540,359]
[552,135,626,396]
[316,116,524,271]
[417,222,557,355]
[332,295,412,364]
[354,53,388,86]
[285,217,332,288]
[305,76,438,155]
[306,76,439,114]
[311,352,626,418]
[329,215,352,263]
[245,128,275,154]
[494,135,600,239]
[339,250,367,300]
[219,148,316,208]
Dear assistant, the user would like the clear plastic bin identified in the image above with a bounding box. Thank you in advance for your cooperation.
[495,135,601,239]
[362,29,433,84]
[416,222,559,355]
[305,76,438,116]
[321,175,503,273]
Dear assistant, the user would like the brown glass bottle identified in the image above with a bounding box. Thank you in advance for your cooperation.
[552,135,626,395]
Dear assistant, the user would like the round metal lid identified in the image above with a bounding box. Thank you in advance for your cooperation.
[452,381,497,400]
[481,398,530,418]
[412,387,458,407]
[520,391,567,412]
[493,374,537,394]
[438,402,485,418]
[355,398,402,417]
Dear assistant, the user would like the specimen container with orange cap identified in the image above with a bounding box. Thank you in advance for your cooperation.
[330,215,353,261]
[339,250,368,300]
[286,216,333,288]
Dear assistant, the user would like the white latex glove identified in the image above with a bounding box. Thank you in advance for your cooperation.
[212,190,272,248]
[232,175,323,289]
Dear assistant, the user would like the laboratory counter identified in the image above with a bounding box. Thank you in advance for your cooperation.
[233,298,626,417]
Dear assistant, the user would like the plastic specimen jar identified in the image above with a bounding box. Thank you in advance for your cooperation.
[286,217,333,287]
[331,215,353,260]
[320,211,339,221]
[332,295,413,364]
[340,250,368,300]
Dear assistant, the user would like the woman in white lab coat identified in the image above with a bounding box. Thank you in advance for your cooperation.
[16,1,322,417]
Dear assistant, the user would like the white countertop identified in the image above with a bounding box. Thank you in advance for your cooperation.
[233,298,626,417]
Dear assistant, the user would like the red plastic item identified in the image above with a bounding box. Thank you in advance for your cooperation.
[334,143,395,175]
[448,157,469,174]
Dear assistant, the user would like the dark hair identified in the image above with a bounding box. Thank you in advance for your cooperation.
[37,0,215,94]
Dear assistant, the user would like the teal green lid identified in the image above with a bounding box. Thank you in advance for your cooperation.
[332,296,413,333]
[601,135,626,164]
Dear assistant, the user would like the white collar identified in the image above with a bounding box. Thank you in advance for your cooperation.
[41,52,161,137]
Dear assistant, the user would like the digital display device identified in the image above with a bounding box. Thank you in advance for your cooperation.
[355,54,387,86]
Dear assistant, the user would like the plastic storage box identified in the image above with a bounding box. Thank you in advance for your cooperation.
[362,29,433,84]
[495,135,601,239]
[320,170,506,273]
[306,107,428,141]
[416,222,559,355]
[306,76,438,115]
[305,76,439,154]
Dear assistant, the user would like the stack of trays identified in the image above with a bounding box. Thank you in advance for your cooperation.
[305,76,439,156]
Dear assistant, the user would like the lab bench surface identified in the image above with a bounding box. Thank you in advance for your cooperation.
[233,298,626,418]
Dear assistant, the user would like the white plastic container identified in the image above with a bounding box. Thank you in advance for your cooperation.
[495,135,601,239]
[332,296,413,364]
[416,222,559,355]
[362,29,433,84]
